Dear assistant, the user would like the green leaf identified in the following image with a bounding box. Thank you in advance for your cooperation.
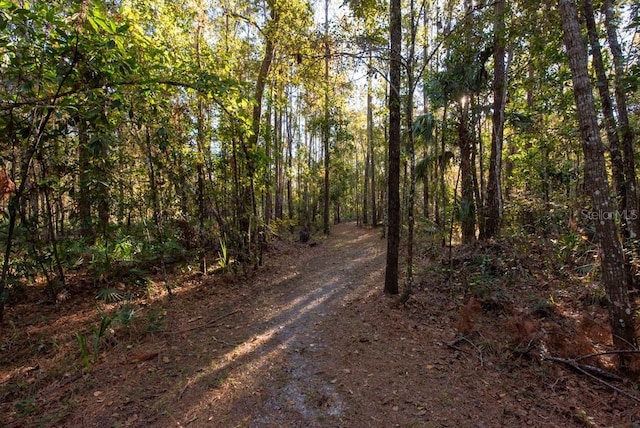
[117,23,130,33]
[87,15,99,32]
[96,287,124,303]
[92,14,115,34]
[115,37,125,54]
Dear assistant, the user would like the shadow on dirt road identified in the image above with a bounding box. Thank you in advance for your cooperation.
[170,222,386,427]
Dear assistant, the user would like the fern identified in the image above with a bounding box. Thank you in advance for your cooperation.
[75,332,90,371]
[96,287,125,303]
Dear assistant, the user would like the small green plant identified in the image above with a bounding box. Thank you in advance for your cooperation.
[116,303,136,327]
[145,308,165,334]
[76,312,114,370]
[476,254,494,275]
[75,331,90,370]
[217,236,229,270]
[93,313,114,354]
[554,232,582,263]
[96,287,125,303]
[112,236,137,261]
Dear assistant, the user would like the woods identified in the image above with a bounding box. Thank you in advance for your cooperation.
[1,0,640,421]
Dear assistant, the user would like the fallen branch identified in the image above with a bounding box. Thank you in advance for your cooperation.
[446,335,482,364]
[573,349,640,363]
[446,335,469,351]
[210,335,237,347]
[542,355,640,403]
[544,356,623,381]
[163,309,242,334]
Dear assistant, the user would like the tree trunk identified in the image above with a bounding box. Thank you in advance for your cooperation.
[422,2,430,221]
[40,161,66,292]
[238,6,278,265]
[385,0,401,295]
[362,46,377,226]
[96,109,110,239]
[582,0,626,229]
[403,0,418,301]
[146,128,161,230]
[275,105,283,220]
[485,0,507,238]
[437,102,448,231]
[458,107,476,244]
[471,99,484,240]
[287,128,294,220]
[195,21,208,273]
[364,148,370,225]
[77,116,93,239]
[370,105,377,226]
[323,0,331,235]
[603,0,640,237]
[558,0,637,368]
[264,100,273,224]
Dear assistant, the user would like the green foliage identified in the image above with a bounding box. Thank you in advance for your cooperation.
[145,308,165,334]
[112,236,139,262]
[75,311,115,370]
[412,113,436,143]
[75,331,90,371]
[455,199,476,223]
[115,303,136,327]
[415,217,445,259]
[95,287,125,304]
[58,238,89,270]
[217,236,229,271]
[92,312,114,354]
[554,232,583,264]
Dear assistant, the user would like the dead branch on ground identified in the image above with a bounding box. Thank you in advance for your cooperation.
[542,354,640,403]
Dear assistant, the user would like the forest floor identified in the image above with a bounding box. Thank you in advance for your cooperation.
[1,222,640,427]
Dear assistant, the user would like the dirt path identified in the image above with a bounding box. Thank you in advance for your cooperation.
[7,222,638,427]
[177,222,389,427]
[56,222,389,427]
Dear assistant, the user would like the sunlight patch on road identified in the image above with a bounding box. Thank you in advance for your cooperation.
[179,280,339,422]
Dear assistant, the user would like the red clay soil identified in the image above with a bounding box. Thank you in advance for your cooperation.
[1,222,639,427]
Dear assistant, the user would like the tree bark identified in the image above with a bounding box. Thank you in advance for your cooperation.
[402,0,418,301]
[558,0,637,368]
[363,55,372,225]
[323,0,331,235]
[385,0,401,295]
[602,0,640,238]
[264,100,273,224]
[582,0,626,229]
[195,20,208,273]
[287,113,294,219]
[77,116,93,239]
[485,0,507,238]
[603,0,640,237]
[422,3,430,221]
[363,141,370,224]
[275,104,284,220]
[458,105,476,244]
[368,51,377,227]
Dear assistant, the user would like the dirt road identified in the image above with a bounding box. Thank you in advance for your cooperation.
[33,222,634,427]
[187,222,388,426]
